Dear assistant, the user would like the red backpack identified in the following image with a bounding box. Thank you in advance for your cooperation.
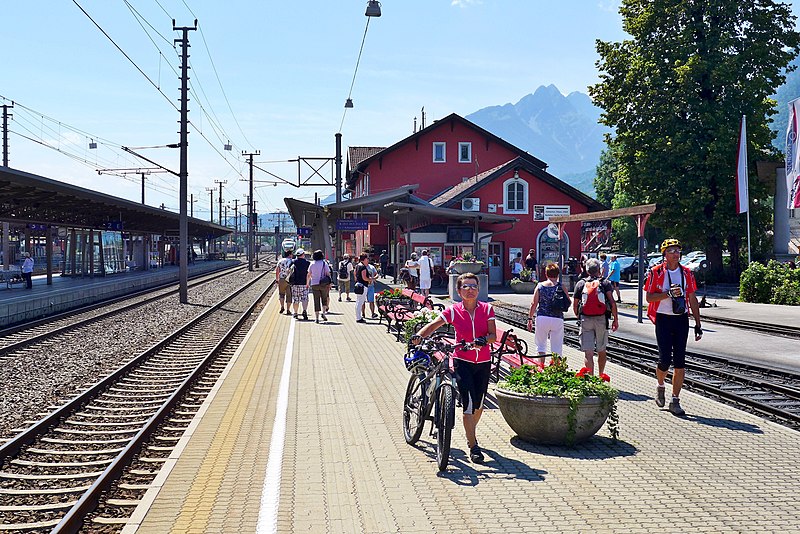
[581,278,607,316]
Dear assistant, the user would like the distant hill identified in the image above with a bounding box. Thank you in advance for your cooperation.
[466,85,611,196]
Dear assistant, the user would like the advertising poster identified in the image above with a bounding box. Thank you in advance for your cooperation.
[580,220,612,252]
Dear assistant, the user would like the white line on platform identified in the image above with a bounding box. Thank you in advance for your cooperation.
[256,315,296,534]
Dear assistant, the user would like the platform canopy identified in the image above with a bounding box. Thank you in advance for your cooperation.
[0,166,230,237]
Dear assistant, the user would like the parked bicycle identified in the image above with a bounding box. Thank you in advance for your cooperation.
[431,265,448,288]
[403,333,474,471]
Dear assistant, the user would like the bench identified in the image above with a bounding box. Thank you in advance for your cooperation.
[489,327,540,383]
[1,269,24,289]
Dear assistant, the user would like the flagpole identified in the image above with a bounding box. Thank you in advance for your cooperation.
[746,200,751,265]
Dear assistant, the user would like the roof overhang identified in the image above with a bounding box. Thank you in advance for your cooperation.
[0,166,230,237]
[385,202,518,225]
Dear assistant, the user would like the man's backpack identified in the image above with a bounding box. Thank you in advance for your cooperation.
[338,261,349,279]
[580,278,607,316]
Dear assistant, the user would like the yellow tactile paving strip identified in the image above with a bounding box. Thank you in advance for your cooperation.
[131,291,800,533]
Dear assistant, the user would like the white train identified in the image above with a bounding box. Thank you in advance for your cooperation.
[281,238,296,253]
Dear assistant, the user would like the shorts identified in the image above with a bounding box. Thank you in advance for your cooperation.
[655,313,689,371]
[419,277,431,290]
[579,314,608,352]
[610,280,620,288]
[453,360,491,415]
[338,279,350,293]
[291,284,309,303]
[367,283,375,302]
[278,279,293,303]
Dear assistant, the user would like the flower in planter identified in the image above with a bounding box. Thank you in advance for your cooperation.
[498,356,619,443]
[453,252,484,264]
[402,308,440,344]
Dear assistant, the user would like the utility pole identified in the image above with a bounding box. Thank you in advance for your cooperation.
[205,187,215,253]
[242,150,260,271]
[232,198,239,257]
[214,179,227,225]
[2,103,13,167]
[173,19,197,305]
[253,200,260,268]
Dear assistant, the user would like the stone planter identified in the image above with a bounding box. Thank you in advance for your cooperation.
[452,262,484,275]
[510,281,536,293]
[495,388,611,445]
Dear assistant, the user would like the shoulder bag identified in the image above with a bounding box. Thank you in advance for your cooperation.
[553,283,571,312]
[319,262,332,286]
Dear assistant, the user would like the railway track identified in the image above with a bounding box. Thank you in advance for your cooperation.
[0,262,248,354]
[492,302,800,432]
[0,272,275,532]
[698,314,800,339]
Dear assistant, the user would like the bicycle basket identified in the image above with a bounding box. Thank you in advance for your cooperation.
[404,349,431,371]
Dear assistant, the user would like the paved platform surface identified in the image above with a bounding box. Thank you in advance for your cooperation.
[126,287,800,533]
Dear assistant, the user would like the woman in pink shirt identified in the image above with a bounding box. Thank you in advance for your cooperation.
[414,273,496,463]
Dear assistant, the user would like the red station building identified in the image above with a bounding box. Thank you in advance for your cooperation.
[343,113,604,285]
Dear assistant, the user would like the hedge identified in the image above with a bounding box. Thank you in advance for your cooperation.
[739,260,800,306]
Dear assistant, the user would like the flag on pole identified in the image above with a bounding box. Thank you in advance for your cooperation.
[735,115,748,214]
[787,100,800,209]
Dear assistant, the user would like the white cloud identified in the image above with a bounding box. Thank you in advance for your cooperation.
[452,0,482,7]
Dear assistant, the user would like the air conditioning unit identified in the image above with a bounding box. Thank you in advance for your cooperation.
[461,197,480,212]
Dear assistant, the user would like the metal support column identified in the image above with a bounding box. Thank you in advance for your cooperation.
[46,225,52,285]
[636,213,651,323]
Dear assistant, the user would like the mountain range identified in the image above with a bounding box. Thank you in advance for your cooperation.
[466,84,610,196]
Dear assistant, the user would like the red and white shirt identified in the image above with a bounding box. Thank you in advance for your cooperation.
[643,263,697,324]
[439,301,495,363]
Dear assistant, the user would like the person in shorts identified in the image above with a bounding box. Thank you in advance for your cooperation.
[275,250,294,314]
[572,258,618,376]
[413,273,496,464]
[608,254,622,302]
[337,254,353,301]
[290,249,311,320]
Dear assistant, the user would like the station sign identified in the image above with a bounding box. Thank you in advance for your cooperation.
[533,205,570,221]
[336,218,369,231]
[27,223,47,231]
[297,226,312,237]
[105,221,124,231]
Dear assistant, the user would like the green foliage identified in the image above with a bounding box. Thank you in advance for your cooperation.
[402,309,439,344]
[590,0,800,276]
[510,269,535,285]
[739,260,800,305]
[499,357,619,444]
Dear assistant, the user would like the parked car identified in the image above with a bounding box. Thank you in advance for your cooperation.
[617,256,638,282]
[647,253,663,268]
[682,255,708,272]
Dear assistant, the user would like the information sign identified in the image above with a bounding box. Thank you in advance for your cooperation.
[104,221,124,231]
[533,205,571,221]
[297,227,312,237]
[336,218,369,231]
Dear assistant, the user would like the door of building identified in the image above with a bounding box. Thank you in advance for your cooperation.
[487,242,502,286]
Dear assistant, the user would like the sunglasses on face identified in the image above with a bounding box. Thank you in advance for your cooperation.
[460,284,479,290]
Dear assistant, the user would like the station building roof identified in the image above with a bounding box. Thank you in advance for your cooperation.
[0,166,230,237]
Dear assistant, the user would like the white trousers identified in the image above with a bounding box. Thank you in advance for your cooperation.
[355,292,368,321]
[534,315,564,356]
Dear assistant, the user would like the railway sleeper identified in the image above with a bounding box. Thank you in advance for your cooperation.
[91,516,130,525]
[55,427,138,435]
[0,501,77,512]
[28,446,124,455]
[0,485,89,495]
[0,470,104,480]
[119,483,153,491]
[0,518,62,530]
[139,457,167,463]
[42,437,129,445]
[11,458,112,468]
[76,410,158,419]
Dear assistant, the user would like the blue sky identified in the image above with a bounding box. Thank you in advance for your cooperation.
[1,1,797,218]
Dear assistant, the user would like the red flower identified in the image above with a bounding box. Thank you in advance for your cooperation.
[576,367,590,378]
[600,373,610,382]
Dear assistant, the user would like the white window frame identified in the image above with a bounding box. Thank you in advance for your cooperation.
[458,142,472,163]
[432,142,446,163]
[503,177,529,214]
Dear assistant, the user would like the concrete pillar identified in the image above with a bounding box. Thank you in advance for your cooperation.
[2,222,8,270]
[775,168,790,256]
[46,225,52,285]
[70,228,77,276]
[89,229,95,277]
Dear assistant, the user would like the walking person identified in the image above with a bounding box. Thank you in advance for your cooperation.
[645,239,703,416]
[404,253,419,290]
[362,260,380,320]
[527,263,570,365]
[511,252,523,279]
[413,273,496,463]
[290,249,311,320]
[572,258,618,376]
[308,250,332,323]
[275,250,294,314]
[600,253,610,278]
[524,249,538,280]
[21,252,34,289]
[337,254,353,301]
[608,254,622,302]
[354,253,372,323]
[418,249,434,297]
[379,250,389,278]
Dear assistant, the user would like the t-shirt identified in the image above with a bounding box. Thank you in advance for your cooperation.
[405,259,419,277]
[418,256,433,279]
[511,259,523,274]
[290,258,310,285]
[277,257,293,280]
[439,301,495,364]
[643,263,697,324]
[308,259,330,285]
[608,260,621,282]
[536,283,563,319]
[524,256,537,270]
[601,260,610,278]
[355,263,371,285]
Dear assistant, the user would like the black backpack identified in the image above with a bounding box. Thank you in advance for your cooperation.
[338,261,349,279]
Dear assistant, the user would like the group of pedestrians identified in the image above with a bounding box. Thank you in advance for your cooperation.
[275,248,333,323]
[527,238,701,416]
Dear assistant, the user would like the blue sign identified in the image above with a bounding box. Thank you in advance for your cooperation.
[105,221,124,231]
[27,224,47,231]
[297,227,312,237]
[336,218,369,231]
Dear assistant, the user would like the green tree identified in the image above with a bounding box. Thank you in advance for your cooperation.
[589,0,799,278]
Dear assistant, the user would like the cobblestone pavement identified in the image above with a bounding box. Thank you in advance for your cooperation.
[134,292,800,534]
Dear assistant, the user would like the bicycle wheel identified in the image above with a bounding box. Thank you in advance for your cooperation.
[403,372,427,444]
[435,384,455,471]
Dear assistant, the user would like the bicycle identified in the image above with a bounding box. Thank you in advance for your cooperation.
[431,265,448,288]
[402,333,473,471]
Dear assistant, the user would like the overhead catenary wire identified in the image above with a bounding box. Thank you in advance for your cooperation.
[339,16,372,133]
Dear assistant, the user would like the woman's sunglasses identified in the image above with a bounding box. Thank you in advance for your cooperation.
[460,284,479,290]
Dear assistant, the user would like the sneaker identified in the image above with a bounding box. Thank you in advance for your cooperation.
[371,313,379,319]
[347,296,352,301]
[469,444,485,464]
[655,385,666,408]
[668,398,686,416]
[321,314,327,322]
[302,311,308,321]
[293,313,298,319]
[280,307,285,314]
[315,318,319,324]
[356,318,366,323]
